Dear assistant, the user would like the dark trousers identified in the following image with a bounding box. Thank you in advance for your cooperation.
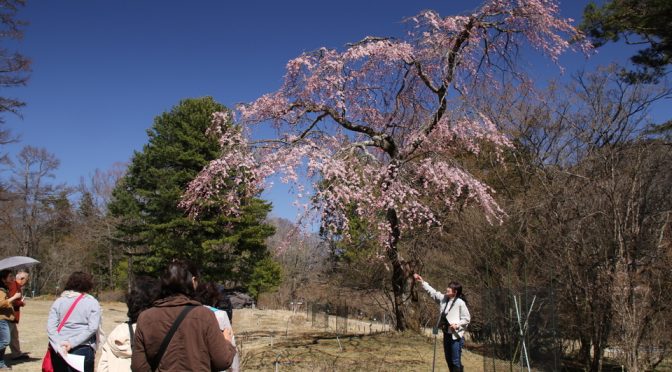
[443,333,464,371]
[50,345,95,372]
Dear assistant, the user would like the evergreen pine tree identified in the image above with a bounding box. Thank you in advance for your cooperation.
[78,191,97,219]
[109,97,276,285]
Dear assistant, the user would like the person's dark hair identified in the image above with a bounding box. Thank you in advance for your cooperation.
[160,259,198,298]
[193,282,221,307]
[448,281,467,303]
[127,276,161,323]
[64,271,94,293]
[0,270,12,290]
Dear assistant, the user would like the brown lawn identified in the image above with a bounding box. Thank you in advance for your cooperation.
[7,299,484,371]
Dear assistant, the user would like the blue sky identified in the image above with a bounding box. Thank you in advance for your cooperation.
[3,0,668,220]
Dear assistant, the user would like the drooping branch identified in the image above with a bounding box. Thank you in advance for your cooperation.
[402,18,476,159]
[300,103,400,158]
[445,17,476,85]
[297,112,328,140]
[186,0,588,249]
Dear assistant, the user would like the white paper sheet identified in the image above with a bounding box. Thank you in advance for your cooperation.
[57,348,85,372]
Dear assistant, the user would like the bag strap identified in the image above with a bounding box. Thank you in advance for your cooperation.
[444,297,463,339]
[57,293,86,333]
[150,305,196,372]
[447,297,457,313]
[127,321,134,350]
[433,298,450,333]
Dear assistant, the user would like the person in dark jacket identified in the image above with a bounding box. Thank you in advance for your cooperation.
[7,270,29,360]
[0,270,20,370]
[131,260,236,371]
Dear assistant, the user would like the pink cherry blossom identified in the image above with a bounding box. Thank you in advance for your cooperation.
[182,0,589,329]
[185,0,588,240]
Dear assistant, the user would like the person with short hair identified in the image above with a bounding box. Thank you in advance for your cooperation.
[131,260,236,371]
[98,276,161,372]
[414,273,470,372]
[46,271,102,372]
[194,282,240,372]
[7,270,29,360]
[0,270,21,370]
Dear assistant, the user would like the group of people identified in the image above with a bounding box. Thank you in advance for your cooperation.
[0,269,30,370]
[0,261,468,372]
[45,260,238,372]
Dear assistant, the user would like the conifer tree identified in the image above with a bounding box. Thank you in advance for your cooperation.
[581,0,672,82]
[109,97,276,286]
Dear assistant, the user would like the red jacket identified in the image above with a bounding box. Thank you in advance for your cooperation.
[8,282,24,322]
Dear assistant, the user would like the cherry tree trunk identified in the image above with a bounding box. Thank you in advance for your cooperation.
[386,207,407,331]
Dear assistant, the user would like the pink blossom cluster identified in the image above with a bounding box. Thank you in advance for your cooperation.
[343,39,414,63]
[238,93,289,126]
[183,0,587,248]
[179,126,261,217]
[411,0,591,86]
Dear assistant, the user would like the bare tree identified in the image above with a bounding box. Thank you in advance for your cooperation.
[266,217,330,302]
[3,146,62,257]
[77,163,127,289]
[488,67,672,371]
[78,163,126,213]
[0,0,30,164]
[0,146,79,293]
[0,0,30,122]
[417,65,672,370]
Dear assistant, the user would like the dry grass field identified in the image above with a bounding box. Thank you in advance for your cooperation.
[7,299,483,371]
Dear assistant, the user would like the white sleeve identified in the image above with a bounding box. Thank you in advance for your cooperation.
[459,301,471,327]
[97,339,111,372]
[215,310,232,331]
[421,281,445,303]
[215,309,241,372]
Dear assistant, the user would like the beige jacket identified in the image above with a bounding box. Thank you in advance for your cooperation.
[0,289,15,322]
[98,322,135,372]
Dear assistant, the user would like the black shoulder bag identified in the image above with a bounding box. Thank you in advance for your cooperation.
[438,298,458,336]
[150,305,196,372]
[433,299,450,335]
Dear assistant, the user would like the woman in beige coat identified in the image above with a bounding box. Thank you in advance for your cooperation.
[98,276,160,372]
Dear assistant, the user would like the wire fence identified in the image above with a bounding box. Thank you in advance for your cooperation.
[234,301,395,369]
[474,286,561,372]
[307,302,392,334]
[261,300,393,335]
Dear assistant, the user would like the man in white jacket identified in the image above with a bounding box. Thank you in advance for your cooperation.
[414,273,470,372]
